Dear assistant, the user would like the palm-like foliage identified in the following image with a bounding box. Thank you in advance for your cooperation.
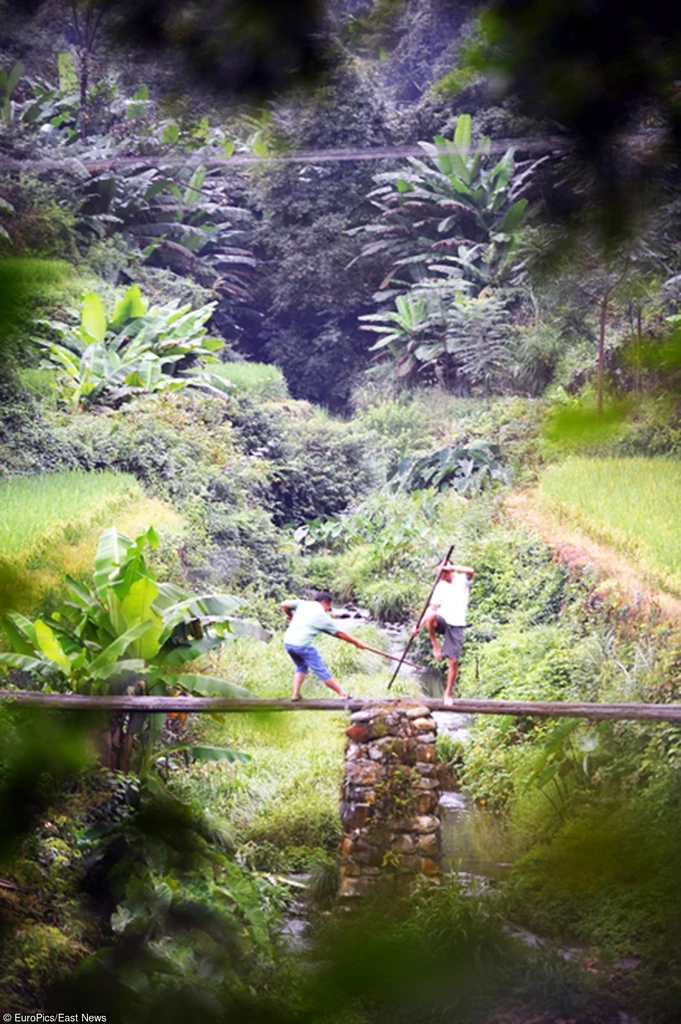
[359,292,434,378]
[0,525,269,696]
[356,114,538,387]
[417,290,514,392]
[81,161,256,300]
[388,441,512,495]
[352,114,542,294]
[0,526,270,769]
[0,61,24,125]
[360,283,512,388]
[37,285,229,408]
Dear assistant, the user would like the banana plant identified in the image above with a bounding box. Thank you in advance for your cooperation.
[0,61,24,125]
[80,161,257,300]
[36,285,225,408]
[351,113,545,294]
[0,525,270,696]
[0,526,271,770]
[359,293,436,378]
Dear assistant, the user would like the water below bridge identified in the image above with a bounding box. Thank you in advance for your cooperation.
[434,711,513,883]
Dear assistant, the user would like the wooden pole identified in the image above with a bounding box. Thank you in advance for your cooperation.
[360,643,422,671]
[4,690,681,723]
[387,543,454,690]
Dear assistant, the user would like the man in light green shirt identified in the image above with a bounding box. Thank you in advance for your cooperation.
[281,590,366,700]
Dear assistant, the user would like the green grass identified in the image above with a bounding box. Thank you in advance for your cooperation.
[208,361,289,400]
[539,456,681,594]
[168,624,420,865]
[0,470,140,561]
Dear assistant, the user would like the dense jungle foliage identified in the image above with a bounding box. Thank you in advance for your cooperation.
[2,1,681,1022]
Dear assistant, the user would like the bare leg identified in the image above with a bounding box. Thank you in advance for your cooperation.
[423,610,442,660]
[323,676,351,699]
[443,659,459,706]
[291,671,306,700]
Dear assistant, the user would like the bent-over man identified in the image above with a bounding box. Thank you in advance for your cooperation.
[418,560,474,706]
[281,590,366,701]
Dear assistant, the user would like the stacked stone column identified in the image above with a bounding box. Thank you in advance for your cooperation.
[339,703,441,898]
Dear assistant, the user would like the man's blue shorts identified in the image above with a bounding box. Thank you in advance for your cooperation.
[284,643,333,681]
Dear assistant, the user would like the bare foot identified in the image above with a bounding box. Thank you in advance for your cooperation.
[432,644,442,660]
[443,693,454,707]
[340,692,353,700]
[291,694,301,702]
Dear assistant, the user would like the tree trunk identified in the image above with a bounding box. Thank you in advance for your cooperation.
[98,713,134,771]
[79,45,89,139]
[597,288,609,412]
[636,299,642,394]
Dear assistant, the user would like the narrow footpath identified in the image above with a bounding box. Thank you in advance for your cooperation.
[505,490,681,627]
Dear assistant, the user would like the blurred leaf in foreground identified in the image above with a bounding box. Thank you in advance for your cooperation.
[543,396,633,450]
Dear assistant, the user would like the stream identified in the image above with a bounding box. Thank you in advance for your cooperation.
[279,614,643,1021]
[434,711,514,883]
[374,617,515,884]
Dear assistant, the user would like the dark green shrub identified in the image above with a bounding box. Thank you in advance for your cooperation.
[56,393,296,596]
[505,794,681,955]
[470,534,567,631]
[0,174,79,261]
[270,418,382,525]
[0,368,79,475]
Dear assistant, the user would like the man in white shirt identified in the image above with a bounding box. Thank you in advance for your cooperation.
[418,560,474,706]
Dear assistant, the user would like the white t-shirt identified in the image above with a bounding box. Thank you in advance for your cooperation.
[431,575,471,627]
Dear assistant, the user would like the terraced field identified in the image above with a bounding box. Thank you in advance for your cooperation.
[0,470,183,607]
[527,456,681,601]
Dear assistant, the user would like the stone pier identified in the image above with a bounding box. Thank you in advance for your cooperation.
[338,703,441,898]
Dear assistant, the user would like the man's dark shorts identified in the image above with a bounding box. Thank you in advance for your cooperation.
[436,616,464,660]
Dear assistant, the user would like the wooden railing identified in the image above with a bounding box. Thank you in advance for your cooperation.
[2,691,681,722]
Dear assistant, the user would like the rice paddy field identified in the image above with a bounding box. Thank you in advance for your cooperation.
[0,471,140,561]
[0,470,183,608]
[539,456,681,594]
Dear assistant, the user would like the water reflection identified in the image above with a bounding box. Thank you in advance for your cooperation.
[434,711,514,883]
[439,789,514,883]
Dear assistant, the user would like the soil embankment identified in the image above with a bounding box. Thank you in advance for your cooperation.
[505,490,681,627]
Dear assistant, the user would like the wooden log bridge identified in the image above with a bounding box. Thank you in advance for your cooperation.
[2,690,681,722]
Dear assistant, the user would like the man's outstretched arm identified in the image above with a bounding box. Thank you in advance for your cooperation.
[334,629,366,650]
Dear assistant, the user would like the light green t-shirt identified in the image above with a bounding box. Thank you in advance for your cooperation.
[283,600,339,647]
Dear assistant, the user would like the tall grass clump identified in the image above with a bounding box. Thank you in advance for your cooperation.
[539,456,681,593]
[209,361,289,400]
[0,471,140,563]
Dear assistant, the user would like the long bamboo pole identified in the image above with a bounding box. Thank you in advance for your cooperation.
[360,643,422,670]
[4,691,681,722]
[387,543,454,690]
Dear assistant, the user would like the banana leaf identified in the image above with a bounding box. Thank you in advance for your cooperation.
[169,673,254,698]
[88,619,156,679]
[162,745,250,763]
[0,652,47,673]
